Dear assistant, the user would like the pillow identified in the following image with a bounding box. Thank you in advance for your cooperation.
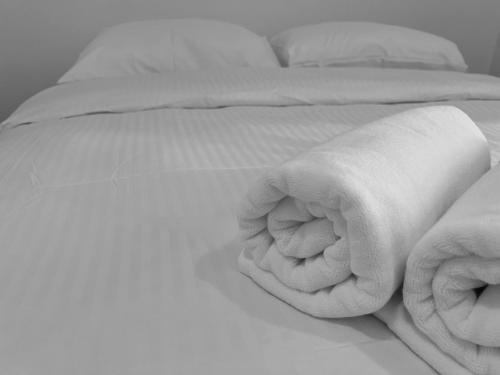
[58,18,280,83]
[270,22,468,72]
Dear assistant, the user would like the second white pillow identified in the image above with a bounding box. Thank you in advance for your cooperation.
[270,22,468,72]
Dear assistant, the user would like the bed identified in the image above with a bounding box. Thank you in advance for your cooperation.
[1,65,500,375]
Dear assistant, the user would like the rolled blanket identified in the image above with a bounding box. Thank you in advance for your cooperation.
[238,106,490,318]
[381,163,500,375]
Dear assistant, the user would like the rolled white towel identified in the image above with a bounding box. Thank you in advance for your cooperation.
[238,106,490,317]
[381,163,500,375]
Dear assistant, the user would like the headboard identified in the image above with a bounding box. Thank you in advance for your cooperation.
[1,0,499,121]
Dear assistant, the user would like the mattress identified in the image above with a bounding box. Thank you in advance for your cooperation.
[2,68,500,375]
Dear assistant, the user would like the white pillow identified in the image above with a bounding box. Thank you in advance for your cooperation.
[270,22,468,72]
[59,18,280,83]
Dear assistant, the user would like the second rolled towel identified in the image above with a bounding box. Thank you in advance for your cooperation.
[238,106,490,318]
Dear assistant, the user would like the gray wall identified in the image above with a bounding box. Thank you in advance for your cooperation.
[1,0,499,121]
[490,32,500,77]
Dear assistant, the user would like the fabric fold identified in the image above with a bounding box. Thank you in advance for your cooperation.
[381,162,500,375]
[238,106,490,318]
[5,67,500,127]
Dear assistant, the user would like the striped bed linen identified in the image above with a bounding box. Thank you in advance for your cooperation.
[1,68,500,375]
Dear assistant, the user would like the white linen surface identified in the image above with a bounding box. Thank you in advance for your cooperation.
[5,68,500,127]
[378,163,500,375]
[1,68,500,374]
[238,107,490,318]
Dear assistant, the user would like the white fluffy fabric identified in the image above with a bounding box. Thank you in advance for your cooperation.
[238,106,490,318]
[379,163,500,375]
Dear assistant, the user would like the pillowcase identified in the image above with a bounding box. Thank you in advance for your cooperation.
[58,18,280,83]
[270,22,468,72]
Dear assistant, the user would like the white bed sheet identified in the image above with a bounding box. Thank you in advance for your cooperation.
[2,68,500,375]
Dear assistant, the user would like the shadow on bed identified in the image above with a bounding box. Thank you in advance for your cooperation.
[195,239,435,374]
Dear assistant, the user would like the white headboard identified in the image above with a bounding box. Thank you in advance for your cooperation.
[1,0,499,121]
